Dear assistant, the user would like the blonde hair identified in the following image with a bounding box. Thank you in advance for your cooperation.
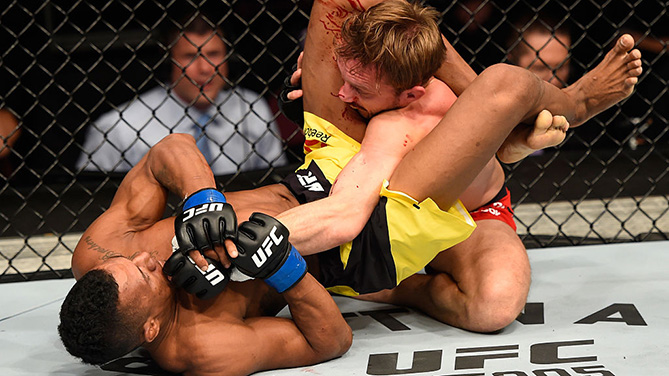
[336,0,445,92]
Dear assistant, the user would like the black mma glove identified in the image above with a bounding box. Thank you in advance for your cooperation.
[174,188,237,255]
[278,73,304,126]
[163,247,231,300]
[233,212,307,293]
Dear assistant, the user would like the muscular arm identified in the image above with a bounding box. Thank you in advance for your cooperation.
[71,134,216,278]
[277,111,431,255]
[185,273,351,376]
[435,35,478,96]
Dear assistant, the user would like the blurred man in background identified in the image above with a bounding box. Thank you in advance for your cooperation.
[507,15,572,88]
[77,13,287,175]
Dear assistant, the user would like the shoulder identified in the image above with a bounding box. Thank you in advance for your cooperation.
[421,78,457,116]
[231,87,272,112]
[96,86,172,124]
[224,86,265,103]
[159,315,258,376]
[120,86,171,110]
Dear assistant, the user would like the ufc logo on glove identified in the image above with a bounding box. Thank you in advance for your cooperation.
[181,203,227,221]
[252,226,284,268]
[193,257,228,286]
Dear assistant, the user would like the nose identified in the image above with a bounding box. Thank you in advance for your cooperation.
[338,84,354,103]
[132,252,157,271]
[195,55,216,76]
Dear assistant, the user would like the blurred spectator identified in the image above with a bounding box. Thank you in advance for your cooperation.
[0,108,21,178]
[436,0,507,72]
[76,13,287,175]
[505,14,572,156]
[507,15,572,88]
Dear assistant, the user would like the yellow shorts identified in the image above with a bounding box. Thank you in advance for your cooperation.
[281,112,476,296]
[283,163,476,296]
[320,181,475,296]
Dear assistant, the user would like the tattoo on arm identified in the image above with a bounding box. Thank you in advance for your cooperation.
[83,236,122,261]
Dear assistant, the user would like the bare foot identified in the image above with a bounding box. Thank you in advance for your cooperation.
[565,34,643,127]
[497,110,569,163]
[526,110,569,150]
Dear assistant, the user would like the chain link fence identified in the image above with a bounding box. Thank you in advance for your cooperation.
[1,0,667,282]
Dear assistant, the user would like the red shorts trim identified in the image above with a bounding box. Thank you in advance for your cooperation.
[469,187,517,231]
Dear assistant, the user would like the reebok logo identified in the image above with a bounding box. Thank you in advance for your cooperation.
[296,171,324,192]
[303,127,331,143]
[481,208,501,216]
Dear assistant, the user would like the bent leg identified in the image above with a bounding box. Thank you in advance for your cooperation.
[358,220,529,333]
[388,63,553,210]
[390,34,642,210]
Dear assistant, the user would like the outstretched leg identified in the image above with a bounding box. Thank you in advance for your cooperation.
[563,34,643,127]
[388,34,642,210]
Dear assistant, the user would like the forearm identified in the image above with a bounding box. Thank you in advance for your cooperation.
[284,273,352,358]
[146,133,217,198]
[435,35,477,96]
[276,192,373,255]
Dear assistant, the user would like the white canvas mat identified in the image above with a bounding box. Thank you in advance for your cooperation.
[1,241,667,376]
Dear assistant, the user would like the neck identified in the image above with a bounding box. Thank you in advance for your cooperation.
[142,291,180,352]
[172,90,215,111]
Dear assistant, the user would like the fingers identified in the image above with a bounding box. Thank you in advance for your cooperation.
[189,246,233,270]
[225,239,238,259]
[211,245,232,268]
[297,51,303,69]
[189,250,209,271]
[286,89,303,101]
[290,68,302,87]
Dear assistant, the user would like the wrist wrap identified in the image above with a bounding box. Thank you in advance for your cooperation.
[264,246,308,293]
[184,188,227,209]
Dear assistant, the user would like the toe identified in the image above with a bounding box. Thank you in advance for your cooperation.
[628,49,642,61]
[534,109,553,130]
[625,76,639,87]
[616,34,635,53]
[629,66,643,77]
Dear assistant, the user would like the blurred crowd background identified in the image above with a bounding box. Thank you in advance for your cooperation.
[0,0,667,280]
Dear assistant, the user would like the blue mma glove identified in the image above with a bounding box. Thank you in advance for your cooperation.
[175,188,237,254]
[163,247,230,300]
[233,213,307,293]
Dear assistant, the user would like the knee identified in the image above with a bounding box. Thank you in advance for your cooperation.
[466,277,530,333]
[478,63,541,110]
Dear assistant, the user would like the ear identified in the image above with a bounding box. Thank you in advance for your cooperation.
[143,318,160,343]
[398,85,426,107]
